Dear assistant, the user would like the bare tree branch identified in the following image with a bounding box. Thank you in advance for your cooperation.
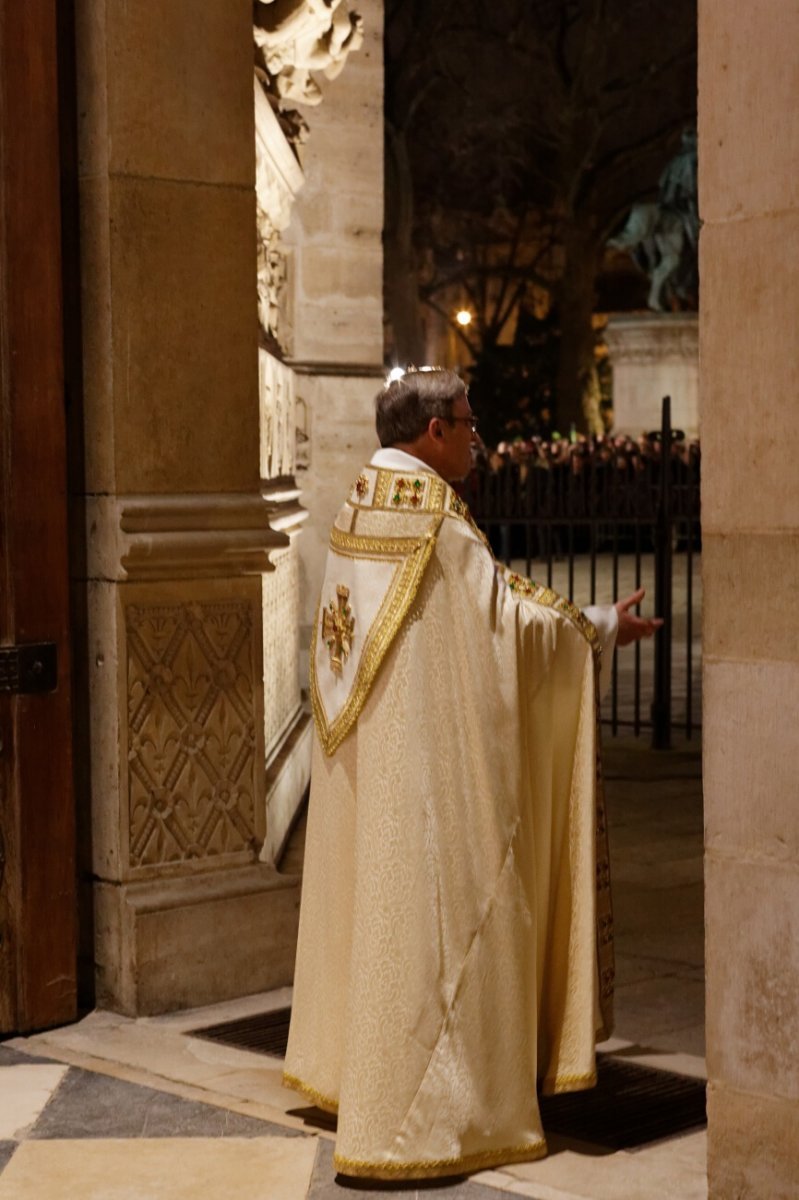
[385,0,696,427]
[422,296,479,356]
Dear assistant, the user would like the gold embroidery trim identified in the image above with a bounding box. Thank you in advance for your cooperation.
[311,519,443,756]
[428,475,447,510]
[282,1071,339,1114]
[449,492,468,518]
[355,469,449,515]
[594,664,615,1038]
[329,526,436,558]
[333,1139,548,1180]
[372,469,393,508]
[443,489,492,549]
[348,468,461,525]
[502,566,600,652]
[540,1068,597,1096]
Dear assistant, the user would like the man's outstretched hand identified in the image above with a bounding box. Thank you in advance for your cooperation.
[614,587,664,647]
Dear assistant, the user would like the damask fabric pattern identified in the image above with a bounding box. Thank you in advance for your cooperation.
[286,468,612,1180]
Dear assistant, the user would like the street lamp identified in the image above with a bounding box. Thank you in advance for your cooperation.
[455,309,472,327]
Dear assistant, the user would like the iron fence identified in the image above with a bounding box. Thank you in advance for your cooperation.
[462,397,701,746]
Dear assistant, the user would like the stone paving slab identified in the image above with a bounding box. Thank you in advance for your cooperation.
[0,1065,69,1140]
[29,1066,301,1141]
[0,1047,57,1067]
[0,1137,319,1200]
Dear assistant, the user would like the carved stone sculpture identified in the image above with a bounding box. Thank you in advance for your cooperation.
[659,129,699,250]
[256,209,288,346]
[609,130,698,312]
[254,0,363,106]
[254,78,303,351]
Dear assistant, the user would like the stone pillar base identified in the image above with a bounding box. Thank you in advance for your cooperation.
[605,312,699,437]
[84,498,310,1017]
[94,864,300,1017]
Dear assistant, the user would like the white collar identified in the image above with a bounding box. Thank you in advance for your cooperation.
[370,447,440,476]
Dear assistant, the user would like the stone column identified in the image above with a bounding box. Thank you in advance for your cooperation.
[75,0,299,1014]
[283,0,386,647]
[700,2,799,1194]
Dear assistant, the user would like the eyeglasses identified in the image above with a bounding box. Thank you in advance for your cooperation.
[448,415,479,433]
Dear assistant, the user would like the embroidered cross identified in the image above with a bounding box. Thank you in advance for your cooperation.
[322,585,355,675]
[391,477,425,508]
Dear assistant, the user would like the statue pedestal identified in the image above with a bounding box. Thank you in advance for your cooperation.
[605,313,698,437]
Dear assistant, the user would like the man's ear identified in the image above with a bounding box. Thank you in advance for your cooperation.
[429,417,444,440]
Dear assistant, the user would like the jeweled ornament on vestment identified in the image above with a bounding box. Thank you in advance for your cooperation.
[390,476,425,508]
[322,584,355,675]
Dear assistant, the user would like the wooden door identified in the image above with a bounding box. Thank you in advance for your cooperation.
[0,0,77,1032]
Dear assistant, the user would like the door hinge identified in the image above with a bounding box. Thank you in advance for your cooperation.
[0,643,58,694]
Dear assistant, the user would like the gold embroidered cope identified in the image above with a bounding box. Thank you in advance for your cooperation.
[289,463,615,1180]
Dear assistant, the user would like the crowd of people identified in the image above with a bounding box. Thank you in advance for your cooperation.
[461,427,701,537]
[474,429,700,479]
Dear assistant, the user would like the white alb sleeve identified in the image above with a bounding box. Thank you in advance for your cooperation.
[583,604,618,702]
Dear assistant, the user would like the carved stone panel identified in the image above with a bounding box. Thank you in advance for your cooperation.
[256,210,290,349]
[254,79,304,355]
[260,348,298,479]
[124,583,266,877]
[262,545,301,759]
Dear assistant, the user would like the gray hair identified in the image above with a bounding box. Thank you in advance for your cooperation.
[375,369,467,447]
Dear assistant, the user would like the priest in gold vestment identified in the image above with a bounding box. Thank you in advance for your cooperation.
[284,369,661,1180]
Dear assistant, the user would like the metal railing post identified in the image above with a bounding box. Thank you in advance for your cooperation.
[651,395,673,749]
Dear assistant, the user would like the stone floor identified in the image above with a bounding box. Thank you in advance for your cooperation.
[2,730,705,1199]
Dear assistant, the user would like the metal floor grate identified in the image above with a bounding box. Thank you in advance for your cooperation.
[540,1054,706,1149]
[191,1006,292,1058]
[189,1010,706,1149]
